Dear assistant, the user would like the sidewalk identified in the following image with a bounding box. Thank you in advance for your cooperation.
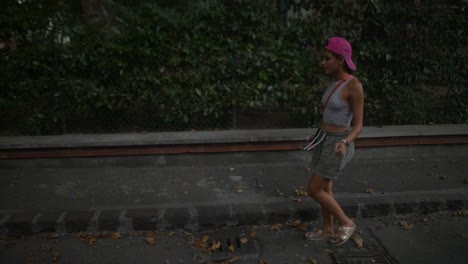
[1,124,468,158]
[1,212,467,264]
[0,125,467,235]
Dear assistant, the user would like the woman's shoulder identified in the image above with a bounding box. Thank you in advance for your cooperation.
[348,76,363,91]
[344,76,364,97]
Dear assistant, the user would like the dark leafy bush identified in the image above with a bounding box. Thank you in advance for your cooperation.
[0,0,466,135]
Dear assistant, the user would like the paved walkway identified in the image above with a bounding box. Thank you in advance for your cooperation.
[0,125,467,235]
[1,212,466,264]
[1,124,467,158]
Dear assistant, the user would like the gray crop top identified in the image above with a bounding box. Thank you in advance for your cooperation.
[321,78,354,126]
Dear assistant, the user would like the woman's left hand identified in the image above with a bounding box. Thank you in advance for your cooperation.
[334,142,347,157]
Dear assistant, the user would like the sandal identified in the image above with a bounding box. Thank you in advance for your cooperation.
[305,229,333,241]
[330,225,356,246]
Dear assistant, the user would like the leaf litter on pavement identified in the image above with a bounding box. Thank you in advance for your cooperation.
[270,224,282,232]
[52,252,61,262]
[72,231,143,247]
[144,236,155,246]
[250,225,258,239]
[309,257,318,264]
[398,220,415,230]
[294,186,308,197]
[193,226,258,257]
[192,235,224,253]
[239,236,248,244]
[15,212,466,264]
[36,244,62,263]
[286,219,309,231]
[351,234,364,249]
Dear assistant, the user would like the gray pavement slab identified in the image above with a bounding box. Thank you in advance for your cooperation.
[0,211,466,264]
[371,213,468,264]
[0,152,467,211]
[0,231,195,264]
[1,124,467,149]
[0,144,468,234]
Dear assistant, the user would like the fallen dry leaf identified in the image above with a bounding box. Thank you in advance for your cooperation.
[87,237,97,247]
[351,235,364,249]
[288,219,302,226]
[42,245,53,252]
[52,252,61,262]
[47,233,60,240]
[399,221,414,230]
[110,232,121,239]
[250,226,258,239]
[144,236,155,246]
[193,236,228,253]
[453,210,467,216]
[192,241,205,250]
[228,245,236,252]
[309,257,317,264]
[224,257,240,263]
[287,220,308,231]
[270,224,282,232]
[211,241,222,251]
[135,231,146,236]
[192,238,208,251]
[295,189,308,196]
[74,231,84,239]
[96,232,107,238]
[76,232,101,247]
[296,223,308,231]
[240,236,249,244]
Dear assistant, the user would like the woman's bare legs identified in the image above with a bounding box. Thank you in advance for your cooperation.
[308,174,354,231]
[321,179,334,235]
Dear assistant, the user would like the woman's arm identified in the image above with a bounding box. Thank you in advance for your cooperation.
[345,79,365,143]
[335,79,364,156]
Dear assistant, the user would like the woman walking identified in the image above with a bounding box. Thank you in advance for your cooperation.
[304,37,364,245]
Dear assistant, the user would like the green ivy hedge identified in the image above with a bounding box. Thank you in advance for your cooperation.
[1,0,467,135]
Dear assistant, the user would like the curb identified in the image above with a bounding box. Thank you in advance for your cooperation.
[1,188,467,236]
[1,125,468,159]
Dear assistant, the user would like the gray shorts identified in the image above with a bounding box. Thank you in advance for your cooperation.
[310,130,355,180]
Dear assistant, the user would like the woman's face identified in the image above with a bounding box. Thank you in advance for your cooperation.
[321,50,344,75]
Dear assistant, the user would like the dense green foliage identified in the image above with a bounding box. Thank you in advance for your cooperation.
[1,0,467,135]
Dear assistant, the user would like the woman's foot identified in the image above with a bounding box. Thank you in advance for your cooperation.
[305,229,334,241]
[330,224,356,245]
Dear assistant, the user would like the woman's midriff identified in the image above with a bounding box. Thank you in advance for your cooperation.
[321,122,350,133]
